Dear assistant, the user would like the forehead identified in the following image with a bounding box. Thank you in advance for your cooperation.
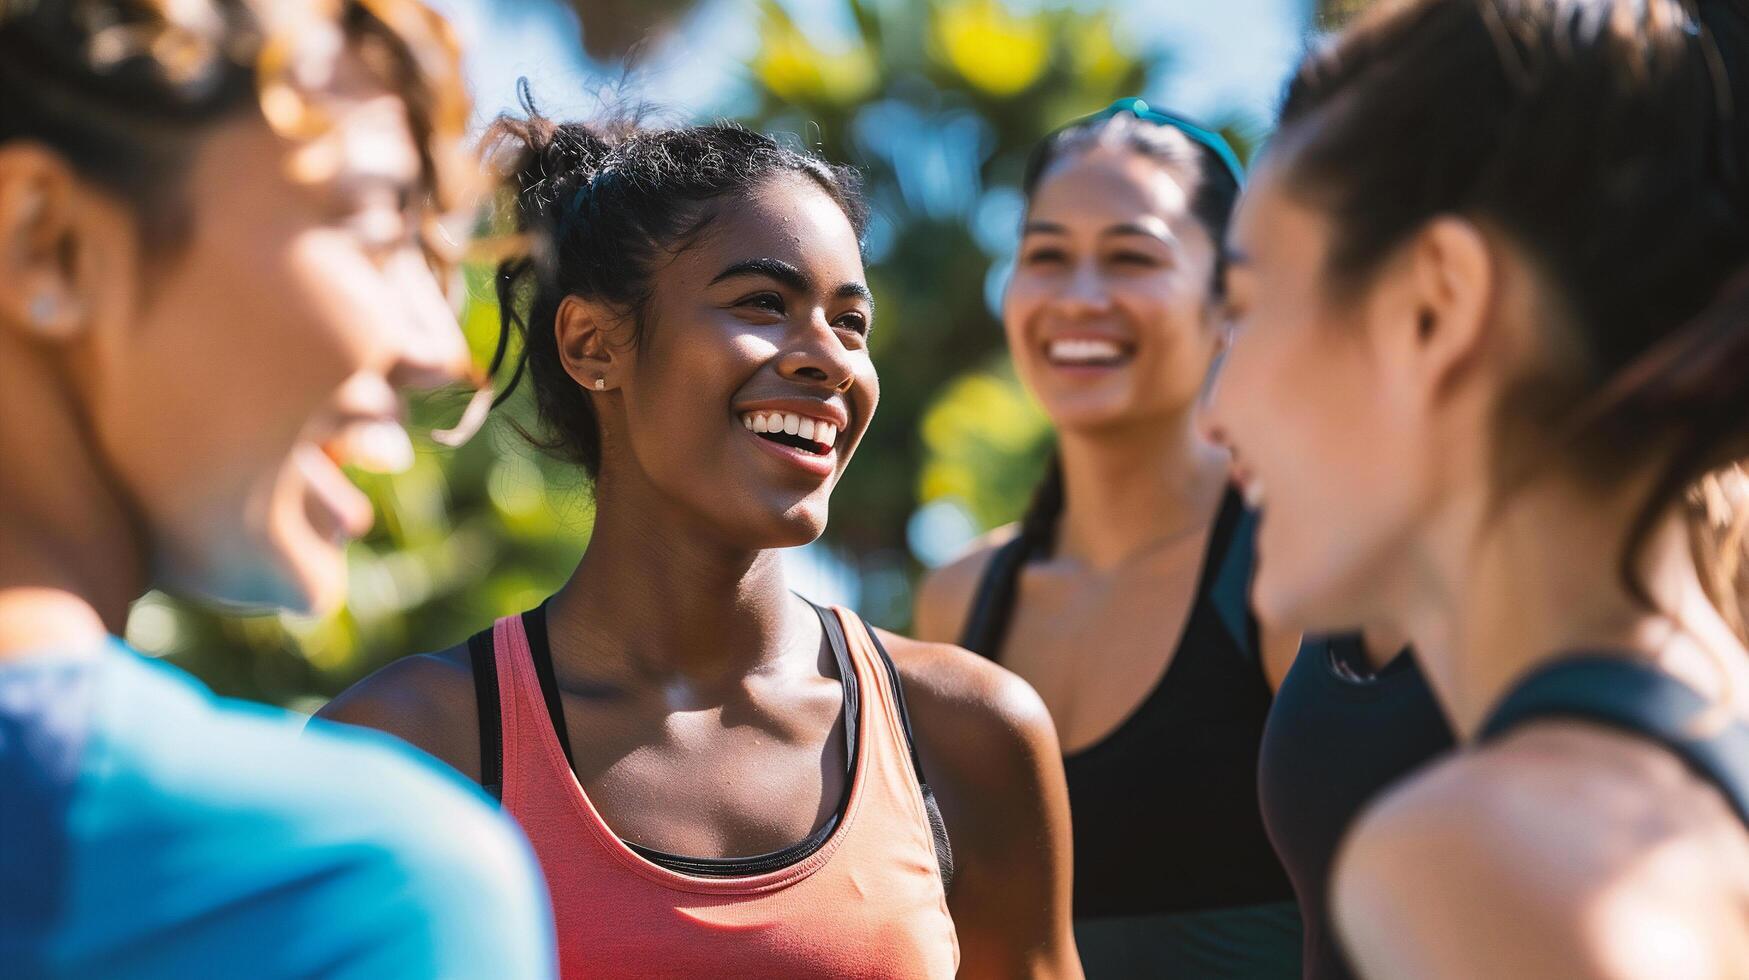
[1028,146,1196,230]
[682,175,866,280]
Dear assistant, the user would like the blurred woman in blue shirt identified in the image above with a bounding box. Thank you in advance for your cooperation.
[0,2,552,976]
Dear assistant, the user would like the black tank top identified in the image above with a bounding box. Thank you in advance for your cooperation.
[1481,653,1749,823]
[960,488,1301,978]
[1257,637,1454,980]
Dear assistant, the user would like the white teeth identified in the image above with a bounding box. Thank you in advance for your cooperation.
[1048,338,1125,364]
[739,412,840,451]
[336,421,415,474]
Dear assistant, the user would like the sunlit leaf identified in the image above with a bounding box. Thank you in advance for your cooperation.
[932,0,1049,97]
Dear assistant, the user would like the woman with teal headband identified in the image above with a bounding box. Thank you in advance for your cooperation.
[914,98,1303,977]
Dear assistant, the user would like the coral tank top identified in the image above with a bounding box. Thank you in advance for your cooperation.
[484,608,959,979]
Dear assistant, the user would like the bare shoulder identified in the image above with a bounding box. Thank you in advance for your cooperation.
[873,627,1075,974]
[875,628,1057,763]
[911,523,1021,644]
[1336,723,1749,978]
[314,644,482,783]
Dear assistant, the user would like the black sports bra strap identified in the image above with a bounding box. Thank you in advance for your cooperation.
[521,605,575,772]
[467,628,504,802]
[805,600,860,774]
[957,534,1032,660]
[1205,492,1262,667]
[862,622,957,895]
[1480,655,1749,826]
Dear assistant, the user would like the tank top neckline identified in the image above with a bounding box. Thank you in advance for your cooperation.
[524,598,858,877]
[1053,488,1247,761]
[493,607,875,896]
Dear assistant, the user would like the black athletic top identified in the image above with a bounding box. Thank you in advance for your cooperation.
[1481,653,1749,824]
[960,488,1301,978]
[1257,637,1454,980]
[468,599,954,887]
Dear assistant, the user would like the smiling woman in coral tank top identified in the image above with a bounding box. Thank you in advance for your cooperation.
[322,97,1079,980]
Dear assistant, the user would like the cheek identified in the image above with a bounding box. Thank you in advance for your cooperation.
[621,327,750,475]
[1001,278,1041,349]
[1239,321,1412,627]
[1120,281,1212,367]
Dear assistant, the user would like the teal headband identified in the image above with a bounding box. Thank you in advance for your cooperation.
[1073,97,1246,187]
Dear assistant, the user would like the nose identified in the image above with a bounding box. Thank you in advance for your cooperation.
[1052,260,1114,318]
[776,310,859,392]
[382,247,470,391]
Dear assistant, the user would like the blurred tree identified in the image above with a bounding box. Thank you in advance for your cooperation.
[565,0,700,60]
[1313,0,1374,29]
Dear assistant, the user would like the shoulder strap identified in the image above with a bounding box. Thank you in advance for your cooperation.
[466,629,503,802]
[956,534,1033,660]
[521,605,575,772]
[1480,655,1749,825]
[1205,488,1263,668]
[860,620,958,895]
[807,600,861,775]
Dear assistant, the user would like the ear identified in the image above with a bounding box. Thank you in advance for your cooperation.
[554,294,623,393]
[1404,216,1495,401]
[0,144,116,344]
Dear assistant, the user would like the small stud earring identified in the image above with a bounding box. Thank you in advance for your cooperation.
[594,378,606,391]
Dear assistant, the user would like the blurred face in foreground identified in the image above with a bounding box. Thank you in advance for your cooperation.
[1209,158,1444,634]
[0,46,471,615]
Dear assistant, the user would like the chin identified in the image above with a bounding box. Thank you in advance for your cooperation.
[769,512,828,549]
[738,497,829,550]
[1043,397,1154,436]
[181,520,347,617]
[1250,553,1327,635]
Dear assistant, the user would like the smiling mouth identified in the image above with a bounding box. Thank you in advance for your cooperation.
[741,411,839,457]
[1045,337,1133,368]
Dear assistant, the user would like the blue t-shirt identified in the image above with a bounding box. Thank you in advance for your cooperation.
[0,641,555,979]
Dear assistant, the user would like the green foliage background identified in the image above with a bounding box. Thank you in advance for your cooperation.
[139,0,1265,710]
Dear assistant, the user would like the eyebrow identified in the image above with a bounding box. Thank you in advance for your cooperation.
[711,257,875,311]
[1022,220,1175,244]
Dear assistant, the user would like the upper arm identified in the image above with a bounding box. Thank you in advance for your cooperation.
[910,526,1017,645]
[313,648,481,784]
[1334,752,1741,980]
[882,632,1080,980]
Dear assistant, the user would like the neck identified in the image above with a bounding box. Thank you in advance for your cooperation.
[1399,475,1746,740]
[1053,406,1231,570]
[547,469,801,687]
[0,332,146,659]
